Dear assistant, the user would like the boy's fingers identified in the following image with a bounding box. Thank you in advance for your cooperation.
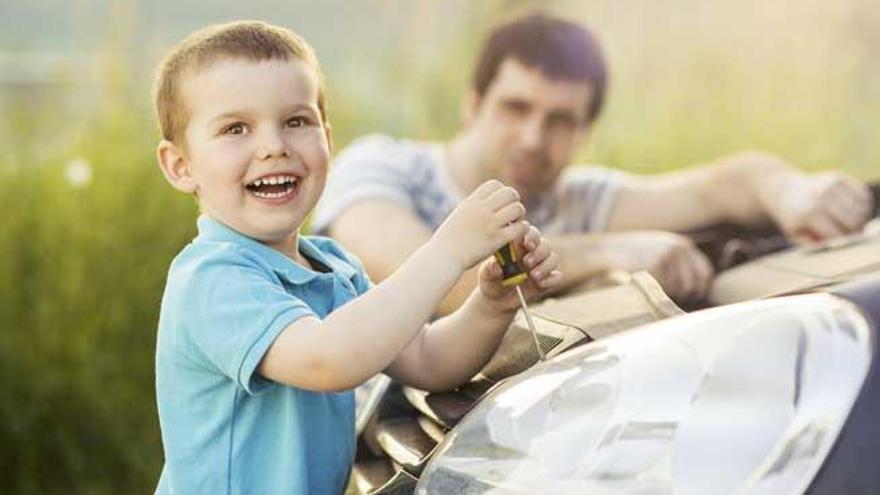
[523,241,551,267]
[474,179,504,199]
[486,186,520,211]
[523,226,541,250]
[495,203,527,227]
[482,260,501,280]
[529,252,559,281]
[499,221,529,244]
[532,270,562,291]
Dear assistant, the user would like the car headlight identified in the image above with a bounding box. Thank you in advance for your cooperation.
[416,293,873,495]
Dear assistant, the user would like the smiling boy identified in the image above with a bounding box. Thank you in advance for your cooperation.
[152,21,560,494]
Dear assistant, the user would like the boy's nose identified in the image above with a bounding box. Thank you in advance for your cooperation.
[256,130,289,160]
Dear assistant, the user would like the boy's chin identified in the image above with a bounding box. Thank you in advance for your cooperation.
[249,221,302,242]
[218,214,302,243]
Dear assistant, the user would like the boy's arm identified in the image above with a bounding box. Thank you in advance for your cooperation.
[258,241,460,392]
[260,180,528,392]
[385,225,562,392]
[383,284,515,392]
[329,199,478,316]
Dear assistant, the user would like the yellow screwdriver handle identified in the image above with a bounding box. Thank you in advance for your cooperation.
[494,243,528,287]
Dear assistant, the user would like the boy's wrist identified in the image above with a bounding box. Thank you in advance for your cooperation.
[417,240,466,284]
[471,288,519,320]
[423,237,467,275]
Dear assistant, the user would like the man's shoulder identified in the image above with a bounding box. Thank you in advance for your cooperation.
[559,164,623,184]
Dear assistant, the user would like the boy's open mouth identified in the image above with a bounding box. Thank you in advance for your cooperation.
[245,174,299,199]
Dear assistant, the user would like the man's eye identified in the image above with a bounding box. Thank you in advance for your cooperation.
[286,117,306,128]
[223,123,247,135]
[548,114,577,131]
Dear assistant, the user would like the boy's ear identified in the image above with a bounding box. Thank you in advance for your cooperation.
[156,139,197,194]
[324,123,334,153]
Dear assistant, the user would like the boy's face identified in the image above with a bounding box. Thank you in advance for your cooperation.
[463,58,592,203]
[159,58,330,249]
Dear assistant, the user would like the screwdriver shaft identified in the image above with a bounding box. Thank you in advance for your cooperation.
[515,285,546,362]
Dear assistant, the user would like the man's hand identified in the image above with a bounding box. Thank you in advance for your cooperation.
[430,180,529,271]
[602,231,714,303]
[476,224,562,314]
[765,171,873,243]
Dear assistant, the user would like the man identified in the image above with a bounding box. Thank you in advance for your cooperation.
[312,12,872,313]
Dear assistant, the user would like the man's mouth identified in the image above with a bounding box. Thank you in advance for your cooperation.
[245,174,299,199]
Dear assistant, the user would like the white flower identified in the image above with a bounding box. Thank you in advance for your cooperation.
[65,158,93,188]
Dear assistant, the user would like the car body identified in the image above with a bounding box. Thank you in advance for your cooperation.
[351,186,880,495]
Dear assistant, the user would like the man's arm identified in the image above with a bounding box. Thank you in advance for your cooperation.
[330,199,712,312]
[330,200,617,314]
[605,151,873,239]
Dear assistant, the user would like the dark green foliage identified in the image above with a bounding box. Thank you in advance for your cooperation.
[0,110,196,493]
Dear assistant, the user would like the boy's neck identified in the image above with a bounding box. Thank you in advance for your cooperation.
[266,233,311,268]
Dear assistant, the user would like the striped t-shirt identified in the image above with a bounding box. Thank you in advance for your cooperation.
[312,134,622,236]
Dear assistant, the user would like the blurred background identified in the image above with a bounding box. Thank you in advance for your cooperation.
[1,0,878,492]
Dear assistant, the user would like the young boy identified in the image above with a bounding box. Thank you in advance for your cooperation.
[152,21,561,494]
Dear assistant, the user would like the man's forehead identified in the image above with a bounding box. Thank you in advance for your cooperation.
[487,58,593,114]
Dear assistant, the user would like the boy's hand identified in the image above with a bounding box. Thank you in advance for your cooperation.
[477,224,562,314]
[431,180,530,271]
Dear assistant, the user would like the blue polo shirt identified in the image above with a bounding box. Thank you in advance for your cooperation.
[155,215,372,495]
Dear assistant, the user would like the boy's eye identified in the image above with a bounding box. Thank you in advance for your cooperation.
[222,123,248,135]
[286,117,306,128]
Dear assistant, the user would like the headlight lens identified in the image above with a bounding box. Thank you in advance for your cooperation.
[417,294,873,495]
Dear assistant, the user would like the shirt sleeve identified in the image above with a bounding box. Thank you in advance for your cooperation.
[558,166,628,233]
[172,245,316,395]
[311,134,418,235]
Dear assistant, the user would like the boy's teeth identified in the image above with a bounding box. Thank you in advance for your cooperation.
[249,176,297,187]
[253,190,291,198]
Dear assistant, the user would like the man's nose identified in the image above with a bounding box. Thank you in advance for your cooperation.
[518,115,546,151]
[256,128,289,160]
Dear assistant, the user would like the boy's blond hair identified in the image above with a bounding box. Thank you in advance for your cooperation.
[154,20,327,144]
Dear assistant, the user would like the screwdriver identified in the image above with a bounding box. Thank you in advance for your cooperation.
[494,243,546,362]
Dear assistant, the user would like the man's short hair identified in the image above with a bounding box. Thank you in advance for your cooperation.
[153,20,327,144]
[472,12,608,124]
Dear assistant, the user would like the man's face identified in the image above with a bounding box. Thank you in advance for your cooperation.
[174,58,330,248]
[464,58,593,202]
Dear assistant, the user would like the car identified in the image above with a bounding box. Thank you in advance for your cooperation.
[350,185,880,495]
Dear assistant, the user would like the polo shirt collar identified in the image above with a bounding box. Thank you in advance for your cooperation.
[195,215,349,285]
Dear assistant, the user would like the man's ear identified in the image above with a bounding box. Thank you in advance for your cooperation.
[573,124,593,152]
[460,89,481,128]
[157,139,197,194]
